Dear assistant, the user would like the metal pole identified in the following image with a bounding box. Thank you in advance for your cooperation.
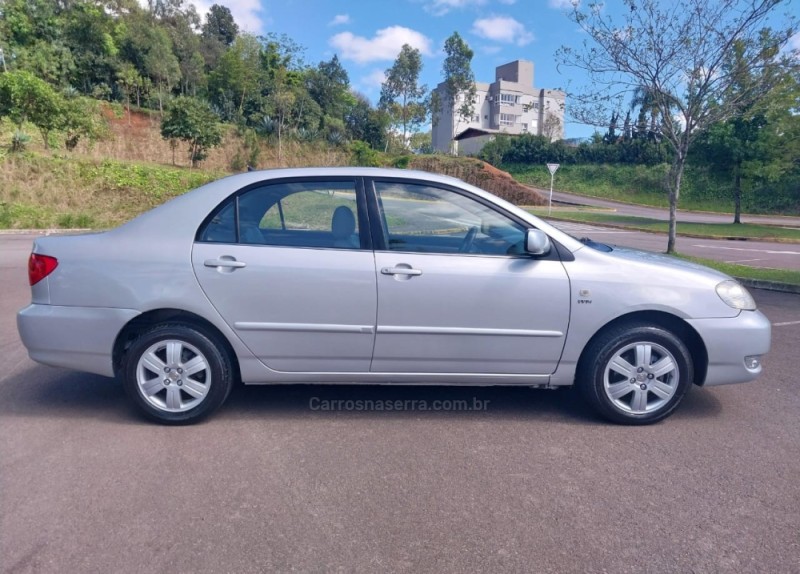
[548,172,554,216]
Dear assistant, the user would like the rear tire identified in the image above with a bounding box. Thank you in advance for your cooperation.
[577,323,693,425]
[122,323,233,425]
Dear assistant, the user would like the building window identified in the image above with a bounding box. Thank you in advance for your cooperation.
[499,93,520,106]
[499,113,516,126]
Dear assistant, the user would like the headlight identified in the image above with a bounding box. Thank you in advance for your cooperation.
[716,280,756,310]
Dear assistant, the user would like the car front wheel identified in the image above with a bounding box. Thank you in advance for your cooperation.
[578,324,693,425]
[123,323,234,424]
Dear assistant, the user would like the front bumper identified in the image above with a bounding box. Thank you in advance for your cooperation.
[687,309,771,386]
[17,304,140,377]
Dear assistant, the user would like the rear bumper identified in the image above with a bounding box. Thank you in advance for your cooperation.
[17,304,140,377]
[687,310,772,387]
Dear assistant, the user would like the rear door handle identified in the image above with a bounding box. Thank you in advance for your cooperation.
[381,267,422,276]
[204,258,247,269]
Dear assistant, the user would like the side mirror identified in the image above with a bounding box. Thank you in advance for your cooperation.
[525,228,551,256]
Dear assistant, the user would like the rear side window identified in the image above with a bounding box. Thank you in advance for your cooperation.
[198,199,236,243]
[197,180,362,249]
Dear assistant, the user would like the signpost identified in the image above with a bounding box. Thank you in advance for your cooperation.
[546,163,559,215]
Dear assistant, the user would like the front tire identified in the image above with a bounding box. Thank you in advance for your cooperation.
[578,324,693,425]
[122,323,233,425]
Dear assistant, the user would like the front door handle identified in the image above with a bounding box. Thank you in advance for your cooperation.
[381,267,422,276]
[204,258,247,269]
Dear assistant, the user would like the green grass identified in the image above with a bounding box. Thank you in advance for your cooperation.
[528,209,800,242]
[674,254,800,286]
[508,163,800,215]
[0,153,224,229]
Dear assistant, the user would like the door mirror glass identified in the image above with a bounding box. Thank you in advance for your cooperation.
[525,229,551,256]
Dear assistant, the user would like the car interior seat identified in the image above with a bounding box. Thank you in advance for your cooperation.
[331,205,359,248]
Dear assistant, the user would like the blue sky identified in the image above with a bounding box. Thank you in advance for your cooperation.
[187,0,594,138]
[193,0,800,140]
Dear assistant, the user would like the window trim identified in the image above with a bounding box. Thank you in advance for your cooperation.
[364,177,560,261]
[195,176,373,251]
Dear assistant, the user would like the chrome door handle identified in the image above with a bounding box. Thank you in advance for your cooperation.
[204,258,247,269]
[381,267,422,276]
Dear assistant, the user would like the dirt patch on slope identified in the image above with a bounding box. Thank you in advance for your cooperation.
[410,156,545,206]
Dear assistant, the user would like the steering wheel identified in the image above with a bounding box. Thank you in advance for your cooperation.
[459,226,478,253]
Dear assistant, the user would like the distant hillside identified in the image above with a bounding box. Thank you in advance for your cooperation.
[0,108,543,229]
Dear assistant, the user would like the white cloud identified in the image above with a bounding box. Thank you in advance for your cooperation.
[790,32,800,53]
[548,0,578,9]
[329,14,350,26]
[472,16,534,46]
[137,0,267,32]
[330,26,433,64]
[360,69,387,89]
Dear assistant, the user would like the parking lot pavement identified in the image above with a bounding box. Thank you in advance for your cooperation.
[2,237,800,573]
[551,221,800,270]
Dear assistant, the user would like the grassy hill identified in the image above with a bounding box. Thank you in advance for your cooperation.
[0,108,543,229]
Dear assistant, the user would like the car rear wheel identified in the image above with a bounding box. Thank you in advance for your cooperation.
[578,323,693,425]
[123,324,233,424]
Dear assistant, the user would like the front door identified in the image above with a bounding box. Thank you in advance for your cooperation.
[368,179,570,375]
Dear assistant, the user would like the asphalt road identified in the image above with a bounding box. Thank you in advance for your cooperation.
[550,221,800,270]
[2,236,800,573]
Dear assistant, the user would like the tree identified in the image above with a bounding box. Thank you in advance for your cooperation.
[345,92,389,151]
[306,55,350,133]
[434,32,477,154]
[208,33,264,120]
[160,96,223,166]
[0,70,65,149]
[144,27,181,114]
[694,61,800,222]
[202,4,238,47]
[379,44,427,149]
[61,95,108,151]
[558,0,798,253]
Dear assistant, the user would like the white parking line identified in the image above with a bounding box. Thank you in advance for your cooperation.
[773,320,800,327]
[693,244,800,256]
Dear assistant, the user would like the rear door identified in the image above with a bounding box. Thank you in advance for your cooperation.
[368,179,571,375]
[192,177,377,373]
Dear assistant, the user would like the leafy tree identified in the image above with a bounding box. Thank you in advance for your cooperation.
[345,92,389,151]
[380,44,427,148]
[433,32,477,154]
[144,27,181,113]
[558,0,798,252]
[0,70,65,149]
[694,59,800,222]
[208,33,264,119]
[160,96,223,166]
[202,4,239,47]
[61,95,108,150]
[306,55,350,131]
[63,1,120,95]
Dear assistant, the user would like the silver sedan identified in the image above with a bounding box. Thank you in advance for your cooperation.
[17,168,771,424]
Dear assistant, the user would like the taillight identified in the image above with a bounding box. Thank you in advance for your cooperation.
[28,253,58,286]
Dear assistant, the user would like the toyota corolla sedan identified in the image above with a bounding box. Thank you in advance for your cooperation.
[17,167,771,425]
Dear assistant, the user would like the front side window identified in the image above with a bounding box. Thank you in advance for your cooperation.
[198,180,362,249]
[373,181,526,256]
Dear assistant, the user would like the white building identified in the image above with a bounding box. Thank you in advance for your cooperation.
[431,60,565,155]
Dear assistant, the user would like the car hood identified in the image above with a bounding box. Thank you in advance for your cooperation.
[604,245,731,281]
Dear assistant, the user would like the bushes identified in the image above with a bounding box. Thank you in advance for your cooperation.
[478,133,671,167]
